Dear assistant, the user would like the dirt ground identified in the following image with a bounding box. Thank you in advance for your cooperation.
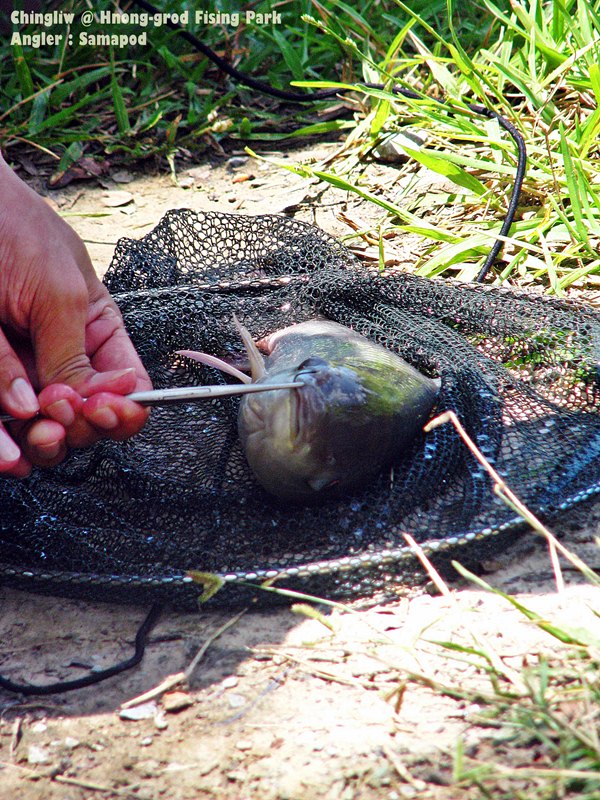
[1,144,599,799]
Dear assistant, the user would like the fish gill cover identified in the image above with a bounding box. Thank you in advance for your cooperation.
[0,210,599,607]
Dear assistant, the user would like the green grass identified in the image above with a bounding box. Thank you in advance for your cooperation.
[287,0,600,290]
[1,0,430,158]
[5,0,598,290]
[447,566,600,800]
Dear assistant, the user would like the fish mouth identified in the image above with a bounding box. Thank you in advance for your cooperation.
[289,386,301,444]
[288,359,342,450]
[288,370,321,448]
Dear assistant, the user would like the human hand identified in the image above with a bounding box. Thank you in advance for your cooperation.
[0,154,152,477]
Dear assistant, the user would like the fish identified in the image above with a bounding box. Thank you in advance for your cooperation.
[178,318,440,502]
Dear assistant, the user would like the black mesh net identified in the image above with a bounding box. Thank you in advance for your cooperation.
[1,210,599,608]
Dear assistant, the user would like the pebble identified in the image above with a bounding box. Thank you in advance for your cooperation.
[135,788,155,800]
[397,788,417,798]
[163,691,194,713]
[154,711,168,730]
[373,130,428,162]
[140,736,153,747]
[221,675,239,689]
[102,190,134,207]
[27,745,50,765]
[227,693,246,709]
[111,170,134,183]
[63,737,80,750]
[119,701,157,721]
[31,721,47,733]
[226,769,247,782]
[226,156,249,171]
[235,739,253,751]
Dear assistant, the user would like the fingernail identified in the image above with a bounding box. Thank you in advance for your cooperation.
[0,429,21,464]
[8,378,39,415]
[87,406,120,430]
[37,441,62,460]
[46,399,76,427]
[121,401,148,422]
[87,368,136,390]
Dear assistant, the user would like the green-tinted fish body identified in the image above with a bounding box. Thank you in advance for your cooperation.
[238,320,439,501]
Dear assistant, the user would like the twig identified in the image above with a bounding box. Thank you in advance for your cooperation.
[383,745,427,790]
[120,609,247,710]
[424,411,577,592]
[53,774,140,798]
[0,80,64,125]
[253,583,394,642]
[403,532,452,597]
[9,717,22,759]
[219,668,291,724]
[184,609,247,681]
[459,755,600,782]
[404,531,527,693]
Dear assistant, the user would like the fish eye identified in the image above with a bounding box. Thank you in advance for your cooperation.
[297,357,328,372]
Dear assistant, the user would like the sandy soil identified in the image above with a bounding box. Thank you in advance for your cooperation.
[1,144,599,799]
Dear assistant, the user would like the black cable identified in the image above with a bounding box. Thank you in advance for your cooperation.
[130,0,526,282]
[0,602,162,696]
[469,105,527,281]
[131,0,341,102]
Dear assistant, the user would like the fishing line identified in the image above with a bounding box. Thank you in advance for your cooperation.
[130,0,526,281]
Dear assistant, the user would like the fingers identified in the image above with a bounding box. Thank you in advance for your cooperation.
[0,327,40,475]
[77,367,139,397]
[83,291,152,391]
[38,383,83,426]
[63,291,152,448]
[30,281,151,451]
[0,161,152,479]
[29,271,94,390]
[2,382,150,472]
[39,379,148,451]
[0,424,30,476]
[21,418,68,468]
[60,391,149,450]
[2,384,81,472]
[81,392,150,443]
[0,327,40,419]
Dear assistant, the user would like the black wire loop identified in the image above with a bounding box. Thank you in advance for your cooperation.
[0,602,162,696]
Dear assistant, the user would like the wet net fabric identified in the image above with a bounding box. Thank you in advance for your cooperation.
[1,210,599,608]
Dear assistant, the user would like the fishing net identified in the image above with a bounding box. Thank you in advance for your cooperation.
[1,209,599,609]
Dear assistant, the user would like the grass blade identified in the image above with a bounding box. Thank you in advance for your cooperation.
[400,143,489,196]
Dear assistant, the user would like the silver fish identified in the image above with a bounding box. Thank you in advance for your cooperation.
[232,318,440,501]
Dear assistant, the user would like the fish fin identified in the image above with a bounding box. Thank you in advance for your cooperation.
[175,350,252,384]
[233,315,266,382]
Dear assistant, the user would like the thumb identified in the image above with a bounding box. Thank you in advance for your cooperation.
[30,276,136,396]
[30,272,93,388]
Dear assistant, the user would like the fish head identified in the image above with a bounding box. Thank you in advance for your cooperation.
[238,356,418,502]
